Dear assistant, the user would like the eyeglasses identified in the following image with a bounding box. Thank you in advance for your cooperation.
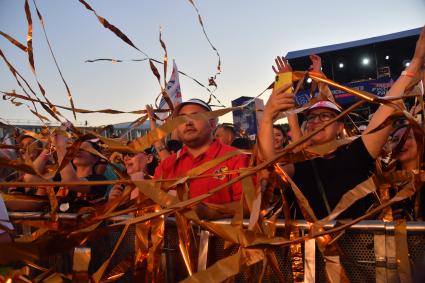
[123,152,136,158]
[306,112,337,123]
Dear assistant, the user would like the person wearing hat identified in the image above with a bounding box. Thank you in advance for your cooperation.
[214,123,238,146]
[259,25,425,219]
[16,133,43,161]
[154,98,249,218]
[49,132,108,212]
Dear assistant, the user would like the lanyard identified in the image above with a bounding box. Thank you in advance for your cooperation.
[311,159,332,215]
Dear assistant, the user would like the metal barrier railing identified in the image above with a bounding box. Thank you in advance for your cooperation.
[7,214,425,282]
[9,212,425,231]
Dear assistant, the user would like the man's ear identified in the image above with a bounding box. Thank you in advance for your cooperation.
[209,118,218,130]
[337,122,345,137]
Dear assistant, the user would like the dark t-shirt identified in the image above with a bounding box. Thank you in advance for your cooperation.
[53,173,108,212]
[293,137,375,219]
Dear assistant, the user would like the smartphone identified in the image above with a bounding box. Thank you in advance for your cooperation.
[274,72,293,94]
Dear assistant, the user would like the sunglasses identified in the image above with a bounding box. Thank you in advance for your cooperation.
[123,152,148,158]
[123,152,136,158]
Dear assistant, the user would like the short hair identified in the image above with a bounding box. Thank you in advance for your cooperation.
[215,123,238,135]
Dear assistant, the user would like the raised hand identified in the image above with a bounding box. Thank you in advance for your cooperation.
[263,83,295,122]
[51,130,68,155]
[309,54,322,73]
[272,56,292,74]
[108,184,124,201]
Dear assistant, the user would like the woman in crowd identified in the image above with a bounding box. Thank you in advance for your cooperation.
[108,147,157,201]
[6,132,109,212]
[7,134,50,196]
[50,133,109,212]
[258,25,425,220]
[17,134,43,162]
[272,124,289,152]
[386,121,425,219]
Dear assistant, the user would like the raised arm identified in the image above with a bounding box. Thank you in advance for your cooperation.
[258,82,295,161]
[146,104,170,161]
[272,56,303,142]
[362,25,425,158]
[309,54,337,104]
[22,146,51,193]
[52,130,91,193]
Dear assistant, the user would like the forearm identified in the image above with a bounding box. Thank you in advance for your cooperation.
[22,149,50,183]
[153,140,170,160]
[60,164,90,193]
[258,116,275,161]
[287,114,302,142]
[32,148,50,174]
[23,173,46,183]
[56,149,90,193]
[150,118,171,159]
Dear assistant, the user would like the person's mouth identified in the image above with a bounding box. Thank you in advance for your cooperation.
[184,127,197,134]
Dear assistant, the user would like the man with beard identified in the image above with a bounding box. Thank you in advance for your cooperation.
[154,99,248,218]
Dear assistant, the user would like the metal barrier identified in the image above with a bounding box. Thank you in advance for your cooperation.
[7,213,425,282]
[165,219,425,283]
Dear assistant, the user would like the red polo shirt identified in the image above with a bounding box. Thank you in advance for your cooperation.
[154,140,249,204]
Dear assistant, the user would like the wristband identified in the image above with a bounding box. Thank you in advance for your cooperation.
[401,70,415,78]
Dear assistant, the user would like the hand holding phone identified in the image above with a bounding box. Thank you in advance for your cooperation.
[272,56,293,95]
[274,72,293,94]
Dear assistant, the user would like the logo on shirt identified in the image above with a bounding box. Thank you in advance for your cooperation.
[213,166,229,180]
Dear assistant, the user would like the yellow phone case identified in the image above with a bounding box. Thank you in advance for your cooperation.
[274,72,293,94]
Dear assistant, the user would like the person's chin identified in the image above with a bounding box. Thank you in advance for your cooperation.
[311,135,328,145]
[182,135,198,143]
[126,165,138,175]
[399,152,413,163]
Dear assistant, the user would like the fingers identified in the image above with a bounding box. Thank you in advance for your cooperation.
[277,56,285,69]
[266,88,295,115]
[274,57,284,72]
[309,54,320,61]
[274,95,295,107]
[273,56,292,73]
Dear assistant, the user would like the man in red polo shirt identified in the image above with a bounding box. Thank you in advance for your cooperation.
[154,99,248,217]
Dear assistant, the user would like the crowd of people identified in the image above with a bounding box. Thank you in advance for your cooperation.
[0,26,425,266]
